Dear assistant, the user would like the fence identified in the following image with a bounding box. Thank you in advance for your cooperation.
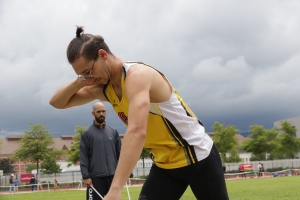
[0,168,150,189]
[224,159,300,172]
[0,171,83,190]
[223,168,300,180]
[0,180,82,193]
[1,158,300,187]
[132,167,151,177]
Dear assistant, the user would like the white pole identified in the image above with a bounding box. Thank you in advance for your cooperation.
[288,169,292,176]
[125,183,131,200]
[91,186,104,199]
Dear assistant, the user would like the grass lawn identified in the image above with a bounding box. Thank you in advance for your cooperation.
[1,176,300,199]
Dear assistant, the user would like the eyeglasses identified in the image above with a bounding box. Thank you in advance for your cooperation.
[77,55,97,80]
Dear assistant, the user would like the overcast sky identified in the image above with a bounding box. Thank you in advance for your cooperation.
[1,0,300,138]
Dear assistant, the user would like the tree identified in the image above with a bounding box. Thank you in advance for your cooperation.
[277,121,300,159]
[67,125,86,166]
[0,158,15,174]
[13,123,58,176]
[140,148,151,168]
[226,148,242,163]
[241,125,279,161]
[25,164,37,173]
[211,122,239,162]
[0,139,2,154]
[41,154,62,174]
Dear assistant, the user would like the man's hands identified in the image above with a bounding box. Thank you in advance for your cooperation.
[83,178,122,200]
[83,178,93,187]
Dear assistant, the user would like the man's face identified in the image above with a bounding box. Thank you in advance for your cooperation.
[93,104,107,124]
[72,51,111,85]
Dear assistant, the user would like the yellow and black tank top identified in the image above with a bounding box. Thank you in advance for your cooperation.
[103,62,213,169]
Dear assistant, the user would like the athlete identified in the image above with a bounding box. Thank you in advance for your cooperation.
[50,26,229,200]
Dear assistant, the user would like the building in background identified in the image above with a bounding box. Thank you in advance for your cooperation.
[0,135,75,175]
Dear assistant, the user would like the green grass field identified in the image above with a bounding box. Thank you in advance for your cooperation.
[1,176,300,200]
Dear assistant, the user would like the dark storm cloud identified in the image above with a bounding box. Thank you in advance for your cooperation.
[1,0,300,138]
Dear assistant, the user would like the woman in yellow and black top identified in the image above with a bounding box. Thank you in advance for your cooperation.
[50,26,229,200]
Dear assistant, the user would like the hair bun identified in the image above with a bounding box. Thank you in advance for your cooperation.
[76,26,84,38]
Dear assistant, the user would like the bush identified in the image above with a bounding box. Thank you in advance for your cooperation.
[226,170,240,173]
[130,175,148,185]
[139,175,148,179]
[266,167,283,172]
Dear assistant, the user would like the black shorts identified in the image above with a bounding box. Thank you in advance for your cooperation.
[139,144,229,200]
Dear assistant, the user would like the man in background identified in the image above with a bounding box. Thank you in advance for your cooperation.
[80,102,122,200]
[9,174,15,194]
[222,163,227,180]
[222,163,226,174]
[239,164,246,179]
[258,163,262,178]
[30,175,36,192]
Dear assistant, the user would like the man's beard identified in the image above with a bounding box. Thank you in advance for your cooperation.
[95,116,105,124]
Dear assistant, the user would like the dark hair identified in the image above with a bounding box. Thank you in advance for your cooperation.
[66,26,113,63]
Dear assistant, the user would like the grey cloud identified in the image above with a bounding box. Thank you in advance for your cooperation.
[1,0,300,138]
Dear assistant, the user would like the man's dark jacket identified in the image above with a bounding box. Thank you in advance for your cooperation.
[80,122,122,179]
[30,177,36,184]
